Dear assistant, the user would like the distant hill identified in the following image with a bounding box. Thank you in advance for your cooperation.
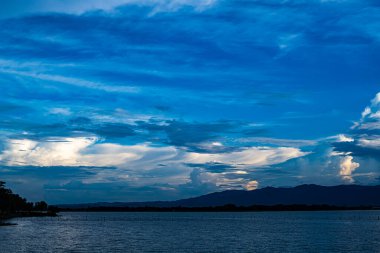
[58,184,380,209]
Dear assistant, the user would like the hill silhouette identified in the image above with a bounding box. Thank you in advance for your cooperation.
[58,184,380,211]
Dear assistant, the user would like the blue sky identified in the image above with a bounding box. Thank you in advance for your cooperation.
[0,0,379,204]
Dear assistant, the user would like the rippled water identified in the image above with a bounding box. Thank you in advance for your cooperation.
[1,211,380,252]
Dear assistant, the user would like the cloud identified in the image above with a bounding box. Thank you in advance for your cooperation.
[0,137,97,166]
[179,146,307,191]
[244,180,259,191]
[138,120,240,152]
[333,140,380,159]
[237,137,317,147]
[83,142,179,168]
[325,92,380,184]
[87,123,136,138]
[49,107,72,116]
[1,69,139,94]
[336,134,354,143]
[353,92,380,131]
[0,165,111,202]
[0,0,217,19]
[339,156,360,183]
[185,147,308,168]
[0,137,178,167]
[358,137,380,150]
[333,92,380,159]
[0,134,308,200]
[185,162,236,173]
[0,136,307,170]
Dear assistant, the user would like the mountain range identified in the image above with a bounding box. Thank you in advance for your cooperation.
[58,184,380,209]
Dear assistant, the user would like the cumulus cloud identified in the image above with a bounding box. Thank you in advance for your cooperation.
[339,156,360,183]
[333,92,380,158]
[329,92,380,183]
[0,137,97,166]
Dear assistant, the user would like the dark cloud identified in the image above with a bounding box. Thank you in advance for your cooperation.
[136,120,242,152]
[139,166,186,178]
[0,165,218,204]
[164,121,232,149]
[175,169,219,197]
[0,165,113,180]
[333,141,380,159]
[94,123,135,138]
[0,116,137,140]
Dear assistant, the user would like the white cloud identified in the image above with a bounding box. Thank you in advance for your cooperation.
[336,134,354,143]
[329,150,351,156]
[234,170,248,175]
[0,137,97,166]
[0,136,308,191]
[358,137,380,149]
[354,92,380,130]
[29,141,303,169]
[83,142,178,168]
[1,69,139,94]
[339,156,360,183]
[49,107,72,116]
[361,106,371,118]
[372,92,380,105]
[333,91,380,184]
[185,147,309,168]
[244,180,259,191]
[0,137,177,167]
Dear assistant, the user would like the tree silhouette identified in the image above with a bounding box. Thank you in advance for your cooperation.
[34,201,48,211]
[0,181,34,213]
[0,181,57,221]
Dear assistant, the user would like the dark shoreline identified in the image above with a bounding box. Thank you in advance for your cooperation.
[0,211,58,226]
[57,204,380,213]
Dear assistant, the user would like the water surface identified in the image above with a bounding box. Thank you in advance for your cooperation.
[1,211,380,252]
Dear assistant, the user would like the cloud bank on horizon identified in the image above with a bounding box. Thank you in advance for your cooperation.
[0,0,379,204]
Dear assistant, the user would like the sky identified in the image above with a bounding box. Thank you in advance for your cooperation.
[0,0,379,204]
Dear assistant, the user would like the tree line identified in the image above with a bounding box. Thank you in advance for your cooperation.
[0,181,48,213]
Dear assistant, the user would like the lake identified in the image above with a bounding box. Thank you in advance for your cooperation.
[1,211,380,252]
